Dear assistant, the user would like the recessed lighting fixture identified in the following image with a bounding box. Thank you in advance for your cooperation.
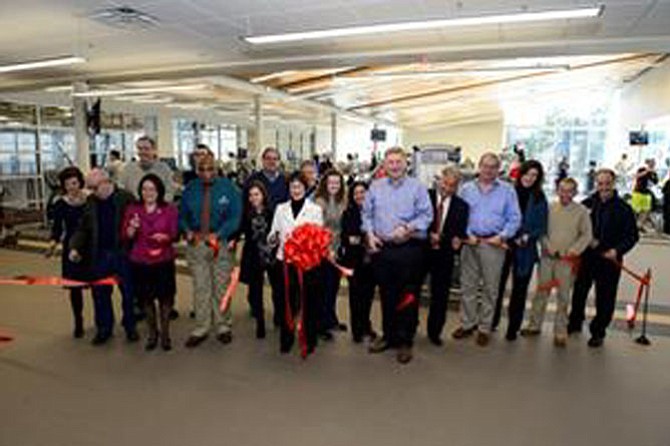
[89,6,160,29]
[0,56,86,74]
[72,84,208,97]
[250,71,298,83]
[244,6,603,44]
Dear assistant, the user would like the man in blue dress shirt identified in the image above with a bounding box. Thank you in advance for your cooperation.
[453,153,521,347]
[362,147,433,364]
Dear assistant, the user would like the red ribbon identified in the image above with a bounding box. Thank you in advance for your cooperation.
[0,275,119,287]
[218,266,240,314]
[396,293,417,312]
[535,255,581,293]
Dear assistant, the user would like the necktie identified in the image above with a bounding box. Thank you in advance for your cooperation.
[433,196,444,234]
[200,182,211,238]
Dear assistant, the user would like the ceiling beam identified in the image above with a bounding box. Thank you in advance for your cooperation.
[274,66,371,90]
[348,53,659,111]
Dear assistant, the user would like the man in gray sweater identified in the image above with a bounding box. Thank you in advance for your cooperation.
[523,178,592,346]
[119,136,175,202]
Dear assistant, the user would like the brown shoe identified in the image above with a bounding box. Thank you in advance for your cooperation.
[475,331,490,347]
[554,334,567,348]
[396,346,413,364]
[452,326,475,340]
[368,338,390,354]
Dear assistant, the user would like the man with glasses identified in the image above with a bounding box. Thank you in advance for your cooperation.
[454,153,521,347]
[180,154,242,348]
[69,169,138,345]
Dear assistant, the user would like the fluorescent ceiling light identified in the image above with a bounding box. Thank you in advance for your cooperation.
[45,85,74,92]
[72,84,208,97]
[251,71,297,83]
[0,56,85,74]
[244,6,603,44]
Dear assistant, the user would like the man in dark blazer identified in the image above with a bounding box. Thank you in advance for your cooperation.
[427,166,469,345]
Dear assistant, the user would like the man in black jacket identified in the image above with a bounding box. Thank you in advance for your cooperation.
[568,168,639,347]
[427,166,469,345]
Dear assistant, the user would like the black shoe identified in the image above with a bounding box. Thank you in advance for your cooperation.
[216,332,233,345]
[73,325,84,339]
[91,333,111,346]
[452,326,476,340]
[185,335,208,348]
[126,330,140,343]
[256,323,266,339]
[366,329,378,341]
[428,335,443,346]
[505,331,518,342]
[319,331,334,341]
[189,311,196,319]
[587,336,604,348]
[397,346,413,364]
[145,336,158,351]
[161,337,172,351]
[169,309,179,321]
[352,335,363,343]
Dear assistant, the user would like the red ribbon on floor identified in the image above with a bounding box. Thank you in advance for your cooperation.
[0,275,119,287]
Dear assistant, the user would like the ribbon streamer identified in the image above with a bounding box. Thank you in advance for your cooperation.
[218,266,240,314]
[396,293,417,312]
[0,275,119,287]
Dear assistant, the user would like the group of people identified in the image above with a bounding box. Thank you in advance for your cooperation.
[46,136,640,364]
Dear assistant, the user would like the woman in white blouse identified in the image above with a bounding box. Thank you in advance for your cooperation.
[269,172,324,354]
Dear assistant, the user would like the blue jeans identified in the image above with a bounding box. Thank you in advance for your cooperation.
[91,250,136,336]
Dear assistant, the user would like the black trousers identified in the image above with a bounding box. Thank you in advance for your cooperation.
[426,247,455,340]
[265,264,284,327]
[348,261,375,341]
[663,193,670,235]
[247,267,273,328]
[493,251,513,330]
[68,287,84,329]
[372,242,424,347]
[568,251,622,339]
[320,262,342,331]
[506,273,533,336]
[276,262,322,352]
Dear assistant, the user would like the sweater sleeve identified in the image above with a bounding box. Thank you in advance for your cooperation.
[568,208,593,255]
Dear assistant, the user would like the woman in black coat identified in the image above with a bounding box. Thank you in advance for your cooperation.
[339,181,377,343]
[238,181,276,339]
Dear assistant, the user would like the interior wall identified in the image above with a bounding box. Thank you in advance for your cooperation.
[404,119,504,162]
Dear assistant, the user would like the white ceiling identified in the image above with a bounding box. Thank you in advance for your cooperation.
[0,0,668,129]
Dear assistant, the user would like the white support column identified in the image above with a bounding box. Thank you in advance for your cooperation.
[330,112,337,159]
[72,82,90,172]
[156,108,173,159]
[249,95,264,159]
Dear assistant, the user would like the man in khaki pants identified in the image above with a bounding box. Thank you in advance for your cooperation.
[523,178,592,346]
[180,154,242,348]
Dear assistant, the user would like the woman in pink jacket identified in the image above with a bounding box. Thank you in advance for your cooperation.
[123,174,179,351]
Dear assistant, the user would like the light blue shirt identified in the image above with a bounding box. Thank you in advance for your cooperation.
[361,176,433,240]
[459,179,521,240]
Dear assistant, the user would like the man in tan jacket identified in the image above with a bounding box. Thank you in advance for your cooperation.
[523,178,592,346]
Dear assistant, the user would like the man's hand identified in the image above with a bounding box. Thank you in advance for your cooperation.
[484,235,504,247]
[566,249,580,258]
[465,235,479,246]
[348,236,361,246]
[602,249,618,261]
[451,237,462,251]
[430,232,441,249]
[69,249,81,263]
[367,233,383,252]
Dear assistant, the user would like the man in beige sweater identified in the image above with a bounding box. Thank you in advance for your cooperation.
[523,178,592,346]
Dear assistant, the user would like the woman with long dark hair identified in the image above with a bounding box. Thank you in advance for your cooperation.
[314,168,348,339]
[238,180,275,339]
[495,160,548,340]
[47,166,88,338]
[339,181,377,343]
[122,174,179,351]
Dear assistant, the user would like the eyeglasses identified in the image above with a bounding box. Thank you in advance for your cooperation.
[198,167,215,173]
